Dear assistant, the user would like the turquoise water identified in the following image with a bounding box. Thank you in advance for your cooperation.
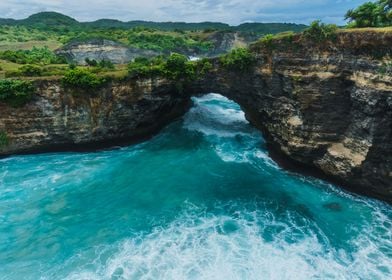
[0,93,391,280]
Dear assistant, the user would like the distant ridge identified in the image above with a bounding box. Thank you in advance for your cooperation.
[0,11,307,34]
[23,12,79,27]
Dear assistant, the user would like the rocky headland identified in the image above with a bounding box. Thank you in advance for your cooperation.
[0,29,391,202]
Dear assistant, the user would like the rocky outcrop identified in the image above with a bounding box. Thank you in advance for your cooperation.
[56,39,159,65]
[204,31,249,57]
[0,29,391,202]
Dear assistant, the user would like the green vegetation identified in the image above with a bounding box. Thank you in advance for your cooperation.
[85,59,115,70]
[345,0,392,28]
[0,79,35,107]
[164,53,194,80]
[220,48,255,72]
[126,54,213,94]
[62,68,107,89]
[127,31,212,52]
[7,64,43,77]
[0,25,58,44]
[303,20,338,42]
[62,28,214,53]
[0,19,217,56]
[0,47,65,65]
[127,54,212,81]
[378,61,392,75]
[128,56,165,77]
[257,31,297,51]
[3,64,68,78]
[0,131,9,148]
[97,60,115,70]
[194,58,213,76]
[259,34,276,49]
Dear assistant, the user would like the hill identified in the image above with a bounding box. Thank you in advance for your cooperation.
[0,12,307,34]
[12,12,80,30]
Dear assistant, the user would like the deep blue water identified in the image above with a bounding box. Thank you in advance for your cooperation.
[0,94,391,280]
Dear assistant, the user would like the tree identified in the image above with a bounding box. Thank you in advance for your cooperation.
[85,58,98,67]
[98,60,115,70]
[303,20,338,42]
[345,0,392,27]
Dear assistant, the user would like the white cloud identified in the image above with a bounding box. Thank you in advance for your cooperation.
[0,0,368,25]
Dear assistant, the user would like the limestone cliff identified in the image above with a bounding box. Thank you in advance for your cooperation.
[0,29,391,202]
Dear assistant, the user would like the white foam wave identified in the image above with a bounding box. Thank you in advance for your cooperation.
[254,150,280,169]
[193,93,231,103]
[183,94,250,139]
[64,204,391,280]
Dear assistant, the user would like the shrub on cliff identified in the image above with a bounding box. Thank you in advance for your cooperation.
[127,54,198,81]
[5,64,44,78]
[303,21,338,42]
[18,64,43,76]
[220,48,255,72]
[127,57,165,77]
[0,131,9,149]
[62,68,106,89]
[378,61,392,76]
[259,34,275,49]
[164,53,195,80]
[0,79,35,107]
[193,58,213,76]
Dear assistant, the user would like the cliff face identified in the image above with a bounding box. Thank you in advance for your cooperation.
[0,30,391,202]
[0,78,189,155]
[204,31,249,57]
[190,30,392,201]
[56,39,159,65]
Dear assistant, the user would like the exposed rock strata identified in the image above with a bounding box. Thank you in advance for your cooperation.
[0,78,189,155]
[56,39,159,65]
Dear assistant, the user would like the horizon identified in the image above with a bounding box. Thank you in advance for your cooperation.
[0,0,369,25]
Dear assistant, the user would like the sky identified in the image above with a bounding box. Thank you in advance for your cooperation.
[0,0,369,25]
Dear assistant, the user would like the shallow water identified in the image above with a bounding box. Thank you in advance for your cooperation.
[0,93,391,280]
